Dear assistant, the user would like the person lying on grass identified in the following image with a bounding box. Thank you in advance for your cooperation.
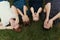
[13,0,30,25]
[28,0,43,22]
[0,1,21,32]
[17,5,30,25]
[30,7,42,22]
[43,0,60,29]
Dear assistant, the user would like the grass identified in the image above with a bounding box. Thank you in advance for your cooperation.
[0,0,60,40]
[0,20,60,40]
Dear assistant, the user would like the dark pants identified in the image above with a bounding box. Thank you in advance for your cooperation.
[28,0,43,12]
[28,0,43,18]
[41,4,60,25]
[13,0,26,11]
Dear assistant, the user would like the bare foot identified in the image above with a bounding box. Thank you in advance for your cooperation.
[22,15,30,25]
[13,24,21,32]
[44,19,53,29]
[33,12,39,21]
[0,22,3,26]
[47,19,53,29]
[44,18,49,29]
[10,18,21,32]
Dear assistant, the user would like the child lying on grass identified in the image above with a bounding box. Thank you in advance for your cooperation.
[17,5,30,25]
[28,0,43,21]
[13,0,30,25]
[0,1,21,32]
[30,7,42,21]
[43,0,60,29]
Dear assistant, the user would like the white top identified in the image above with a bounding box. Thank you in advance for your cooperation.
[0,1,16,26]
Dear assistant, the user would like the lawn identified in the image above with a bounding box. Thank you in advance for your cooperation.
[0,20,60,40]
[0,0,60,40]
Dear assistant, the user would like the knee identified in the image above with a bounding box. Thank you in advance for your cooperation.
[11,5,16,9]
[46,3,51,6]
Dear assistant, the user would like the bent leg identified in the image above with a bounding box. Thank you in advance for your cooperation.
[11,5,19,23]
[44,3,51,29]
[46,12,60,29]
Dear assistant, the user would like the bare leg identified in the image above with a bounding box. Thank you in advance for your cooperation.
[44,3,51,29]
[0,22,13,29]
[37,7,42,15]
[17,5,30,25]
[30,7,42,21]
[23,5,29,22]
[11,5,19,23]
[10,5,21,32]
[46,12,60,29]
[0,26,13,29]
[0,5,21,31]
[0,6,19,29]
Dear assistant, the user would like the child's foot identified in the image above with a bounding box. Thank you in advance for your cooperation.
[22,15,30,25]
[10,18,21,32]
[44,19,53,29]
[33,13,39,22]
[0,22,3,26]
[44,18,49,29]
[13,24,21,32]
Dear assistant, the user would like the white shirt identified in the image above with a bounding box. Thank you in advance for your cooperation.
[0,1,16,26]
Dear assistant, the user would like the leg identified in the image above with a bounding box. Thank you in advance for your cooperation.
[44,3,51,29]
[46,12,60,29]
[23,5,28,15]
[30,7,35,15]
[37,7,42,15]
[23,5,29,22]
[11,5,19,23]
[17,5,30,25]
[30,7,42,21]
[0,26,13,29]
[0,22,13,29]
[9,18,21,32]
[30,7,37,21]
[11,5,21,32]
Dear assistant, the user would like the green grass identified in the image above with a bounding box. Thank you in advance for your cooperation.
[0,0,60,40]
[0,20,60,40]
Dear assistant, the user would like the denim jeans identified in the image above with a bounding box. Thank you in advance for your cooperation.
[13,0,26,11]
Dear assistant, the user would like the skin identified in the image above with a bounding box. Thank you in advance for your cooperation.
[17,5,30,25]
[44,3,51,29]
[30,7,42,21]
[44,2,60,29]
[0,5,21,32]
